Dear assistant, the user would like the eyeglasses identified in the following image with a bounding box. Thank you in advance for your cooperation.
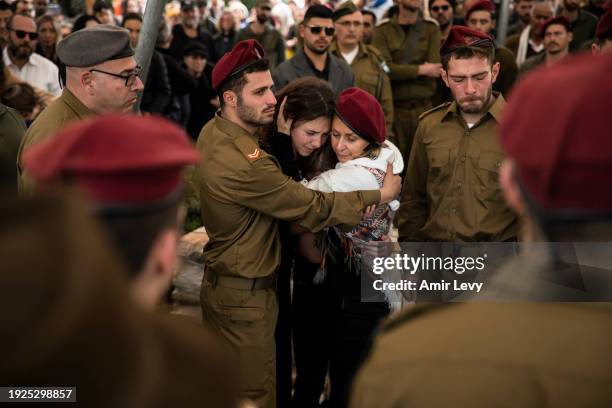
[338,21,363,28]
[11,29,39,40]
[307,25,335,36]
[260,5,271,11]
[431,5,451,12]
[89,65,142,87]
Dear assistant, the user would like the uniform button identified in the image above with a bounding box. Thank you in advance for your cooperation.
[461,156,466,162]
[496,162,501,168]
[457,182,462,188]
[451,208,457,213]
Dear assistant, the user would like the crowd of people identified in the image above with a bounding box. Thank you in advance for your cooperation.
[1,0,612,407]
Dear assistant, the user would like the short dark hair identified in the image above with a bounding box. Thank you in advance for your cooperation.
[428,0,455,10]
[72,14,100,32]
[93,0,111,14]
[217,58,270,108]
[98,203,180,276]
[0,1,10,12]
[1,82,37,118]
[361,9,377,24]
[441,45,496,70]
[121,12,142,25]
[304,4,333,24]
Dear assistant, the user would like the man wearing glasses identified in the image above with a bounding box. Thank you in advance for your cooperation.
[273,5,354,95]
[330,1,393,136]
[3,14,59,96]
[428,0,455,43]
[16,24,144,195]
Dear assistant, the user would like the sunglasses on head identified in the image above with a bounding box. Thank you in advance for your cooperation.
[307,25,335,36]
[12,29,39,40]
[431,5,450,11]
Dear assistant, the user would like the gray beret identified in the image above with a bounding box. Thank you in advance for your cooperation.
[57,24,135,67]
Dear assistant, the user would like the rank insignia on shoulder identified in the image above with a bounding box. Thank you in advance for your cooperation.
[247,148,261,160]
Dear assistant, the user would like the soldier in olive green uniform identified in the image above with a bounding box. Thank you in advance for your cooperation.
[16,25,143,195]
[237,0,285,68]
[351,51,612,408]
[331,1,394,135]
[397,26,518,243]
[0,103,25,194]
[373,0,441,163]
[197,40,400,408]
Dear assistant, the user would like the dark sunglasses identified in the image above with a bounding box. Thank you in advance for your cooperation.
[11,29,39,40]
[89,65,142,87]
[307,25,335,36]
[431,5,451,11]
[260,5,271,11]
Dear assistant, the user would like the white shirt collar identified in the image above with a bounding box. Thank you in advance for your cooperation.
[2,46,35,69]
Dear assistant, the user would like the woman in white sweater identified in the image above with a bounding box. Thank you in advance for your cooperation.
[298,87,404,407]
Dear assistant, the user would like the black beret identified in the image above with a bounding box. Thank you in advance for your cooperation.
[184,42,209,59]
[333,1,359,21]
[57,24,134,67]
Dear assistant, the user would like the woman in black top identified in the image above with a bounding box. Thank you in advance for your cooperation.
[260,77,336,408]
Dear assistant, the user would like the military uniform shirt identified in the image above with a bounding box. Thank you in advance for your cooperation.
[330,41,394,134]
[372,16,440,103]
[195,115,380,279]
[397,94,518,242]
[17,88,94,195]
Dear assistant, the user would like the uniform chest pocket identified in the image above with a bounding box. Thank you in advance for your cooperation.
[427,148,451,185]
[477,151,504,201]
[358,72,379,93]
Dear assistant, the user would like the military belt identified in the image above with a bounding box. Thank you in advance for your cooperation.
[205,270,275,290]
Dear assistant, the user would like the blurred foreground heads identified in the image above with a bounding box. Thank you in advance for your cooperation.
[0,188,238,408]
[350,52,612,408]
[22,114,199,310]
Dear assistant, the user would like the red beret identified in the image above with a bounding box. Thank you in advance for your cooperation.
[335,87,386,144]
[464,0,495,21]
[441,25,494,55]
[500,52,612,212]
[23,114,200,206]
[212,39,266,90]
[596,8,612,38]
[540,16,571,37]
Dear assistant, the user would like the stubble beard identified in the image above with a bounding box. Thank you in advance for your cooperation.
[305,40,328,55]
[458,86,493,115]
[8,42,32,60]
[237,96,272,127]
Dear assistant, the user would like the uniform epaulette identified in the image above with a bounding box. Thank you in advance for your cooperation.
[377,18,391,27]
[418,101,451,120]
[233,134,266,163]
[378,304,453,333]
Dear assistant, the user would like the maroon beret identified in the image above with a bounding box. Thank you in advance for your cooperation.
[212,39,266,90]
[23,114,200,206]
[441,25,494,56]
[540,16,571,37]
[500,52,612,212]
[336,87,386,144]
[596,8,612,39]
[464,0,495,21]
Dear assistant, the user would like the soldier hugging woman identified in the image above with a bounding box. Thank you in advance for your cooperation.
[262,80,403,408]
